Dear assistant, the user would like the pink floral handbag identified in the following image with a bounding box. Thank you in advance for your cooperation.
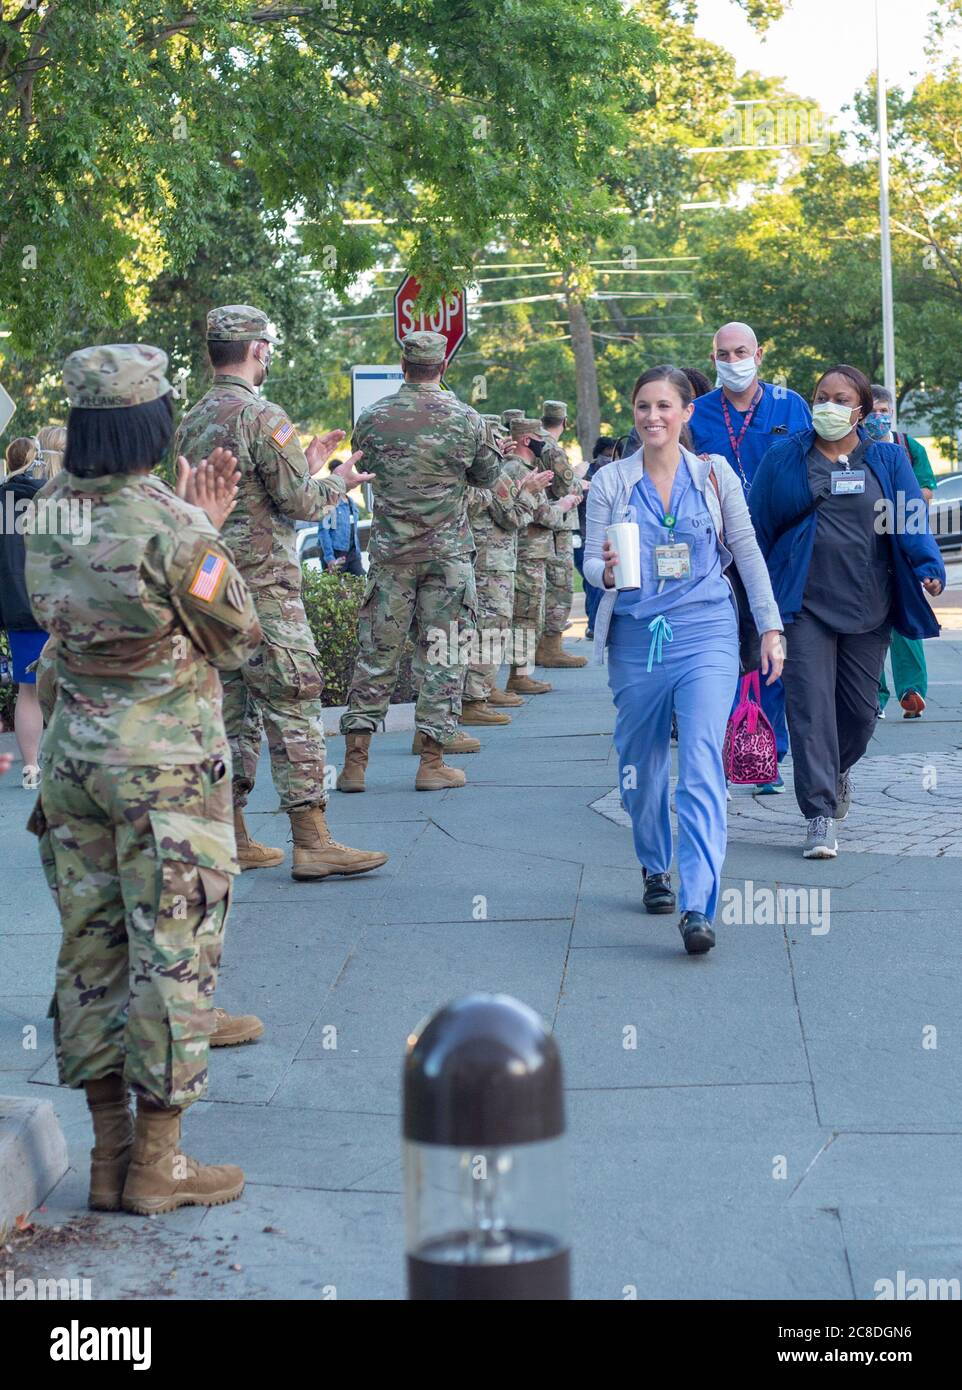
[723,671,778,785]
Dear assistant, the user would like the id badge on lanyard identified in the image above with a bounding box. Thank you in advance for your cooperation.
[831,454,865,495]
[652,506,691,581]
[654,542,691,579]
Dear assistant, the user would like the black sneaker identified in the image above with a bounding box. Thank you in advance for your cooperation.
[642,870,675,915]
[679,911,715,955]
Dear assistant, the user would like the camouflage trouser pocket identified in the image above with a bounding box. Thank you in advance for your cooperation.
[26,796,60,909]
[248,642,323,705]
[123,810,235,1108]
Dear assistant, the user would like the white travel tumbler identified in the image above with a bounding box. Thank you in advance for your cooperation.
[605,521,641,590]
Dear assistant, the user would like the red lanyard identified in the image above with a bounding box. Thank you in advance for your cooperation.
[721,385,763,485]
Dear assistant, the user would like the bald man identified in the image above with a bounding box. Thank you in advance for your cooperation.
[689,322,811,491]
[689,322,811,791]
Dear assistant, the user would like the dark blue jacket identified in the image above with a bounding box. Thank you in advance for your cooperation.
[748,428,945,640]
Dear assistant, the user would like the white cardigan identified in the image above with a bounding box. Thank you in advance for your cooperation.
[583,445,782,663]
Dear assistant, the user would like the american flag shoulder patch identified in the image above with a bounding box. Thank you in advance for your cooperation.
[271,419,295,448]
[188,549,228,603]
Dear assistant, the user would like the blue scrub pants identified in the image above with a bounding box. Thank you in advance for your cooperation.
[608,602,739,920]
[574,544,603,631]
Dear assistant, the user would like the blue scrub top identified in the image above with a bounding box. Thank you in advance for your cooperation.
[613,458,732,625]
[690,381,812,492]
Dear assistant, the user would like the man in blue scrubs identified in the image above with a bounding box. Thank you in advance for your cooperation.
[690,321,812,792]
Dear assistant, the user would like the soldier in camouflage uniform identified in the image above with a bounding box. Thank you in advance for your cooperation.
[536,399,588,669]
[459,416,553,720]
[503,418,580,696]
[25,344,264,1216]
[174,305,386,880]
[338,330,502,792]
[409,411,519,754]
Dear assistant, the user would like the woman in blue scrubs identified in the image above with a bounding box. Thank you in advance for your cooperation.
[584,366,784,955]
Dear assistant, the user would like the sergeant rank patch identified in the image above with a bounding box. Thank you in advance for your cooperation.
[271,420,295,448]
[188,550,228,602]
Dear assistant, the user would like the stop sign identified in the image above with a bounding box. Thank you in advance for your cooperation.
[394,275,467,365]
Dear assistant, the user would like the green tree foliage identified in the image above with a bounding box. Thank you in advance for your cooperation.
[0,0,654,353]
[693,3,962,448]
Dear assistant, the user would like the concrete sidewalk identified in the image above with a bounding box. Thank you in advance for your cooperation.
[2,610,961,1300]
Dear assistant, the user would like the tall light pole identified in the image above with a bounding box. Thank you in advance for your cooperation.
[876,0,897,423]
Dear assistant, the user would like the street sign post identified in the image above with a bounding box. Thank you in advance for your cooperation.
[393,276,467,365]
[349,365,404,426]
[0,382,15,438]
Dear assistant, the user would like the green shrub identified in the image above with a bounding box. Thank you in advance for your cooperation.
[300,566,416,707]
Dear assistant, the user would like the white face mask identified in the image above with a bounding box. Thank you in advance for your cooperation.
[714,356,758,392]
[812,400,859,441]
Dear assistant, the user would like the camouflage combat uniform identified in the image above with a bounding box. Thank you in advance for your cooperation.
[509,420,569,674]
[25,358,261,1109]
[462,448,536,701]
[174,307,344,812]
[341,343,502,744]
[540,402,584,639]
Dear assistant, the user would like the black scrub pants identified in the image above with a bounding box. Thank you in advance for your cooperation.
[782,609,890,819]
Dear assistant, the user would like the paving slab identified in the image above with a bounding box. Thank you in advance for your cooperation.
[787,911,962,1128]
[293,918,572,1066]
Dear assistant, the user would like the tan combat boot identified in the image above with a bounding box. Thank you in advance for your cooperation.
[288,804,388,880]
[85,1074,133,1211]
[535,633,588,668]
[506,668,553,695]
[233,806,285,871]
[122,1102,244,1216]
[337,732,371,793]
[460,700,511,726]
[415,736,467,790]
[486,686,524,708]
[210,1007,265,1047]
[412,730,481,755]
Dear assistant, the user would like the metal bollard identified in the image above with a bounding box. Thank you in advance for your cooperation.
[402,992,570,1300]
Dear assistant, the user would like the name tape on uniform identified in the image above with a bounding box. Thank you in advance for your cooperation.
[188,550,228,602]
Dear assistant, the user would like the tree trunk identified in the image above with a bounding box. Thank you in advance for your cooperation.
[565,283,600,458]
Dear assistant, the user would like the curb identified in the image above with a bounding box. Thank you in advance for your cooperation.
[0,1097,69,1237]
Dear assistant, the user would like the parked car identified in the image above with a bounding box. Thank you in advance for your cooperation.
[295,519,371,573]
[930,474,962,552]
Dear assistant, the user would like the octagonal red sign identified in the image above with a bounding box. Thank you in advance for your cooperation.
[393,275,467,364]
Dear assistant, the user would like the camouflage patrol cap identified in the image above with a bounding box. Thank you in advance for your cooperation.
[481,413,506,429]
[401,330,447,365]
[207,304,278,343]
[63,344,172,410]
[541,399,568,423]
[502,409,525,427]
[509,417,543,442]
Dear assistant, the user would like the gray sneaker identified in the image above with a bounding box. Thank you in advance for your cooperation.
[803,816,838,859]
[836,769,853,821]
